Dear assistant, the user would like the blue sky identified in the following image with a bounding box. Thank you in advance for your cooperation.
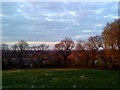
[2,2,118,46]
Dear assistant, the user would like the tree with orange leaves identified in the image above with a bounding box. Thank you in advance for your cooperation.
[102,19,120,68]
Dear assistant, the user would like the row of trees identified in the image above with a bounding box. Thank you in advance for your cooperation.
[1,19,120,69]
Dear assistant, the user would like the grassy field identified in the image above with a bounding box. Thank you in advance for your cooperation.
[2,69,120,88]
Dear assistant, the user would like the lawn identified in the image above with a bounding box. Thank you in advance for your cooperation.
[2,69,120,88]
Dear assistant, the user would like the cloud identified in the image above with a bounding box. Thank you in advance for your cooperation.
[95,8,104,14]
[45,17,53,21]
[82,30,92,32]
[103,15,118,19]
[73,34,95,40]
[96,24,102,27]
[2,41,59,48]
[2,2,118,45]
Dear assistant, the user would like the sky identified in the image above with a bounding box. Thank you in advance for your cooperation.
[2,2,118,47]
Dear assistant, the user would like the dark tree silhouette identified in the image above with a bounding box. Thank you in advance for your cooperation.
[12,44,18,58]
[55,37,74,65]
[1,43,9,69]
[31,44,49,67]
[1,43,9,51]
[16,40,29,68]
[87,35,102,65]
[76,40,89,66]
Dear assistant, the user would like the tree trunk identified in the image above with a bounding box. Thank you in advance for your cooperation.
[20,49,23,68]
[64,55,68,65]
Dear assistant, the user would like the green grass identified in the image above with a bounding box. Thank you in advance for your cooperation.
[2,69,120,88]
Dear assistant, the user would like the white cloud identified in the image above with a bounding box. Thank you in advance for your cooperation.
[103,15,118,19]
[56,19,64,22]
[95,8,104,14]
[28,41,59,45]
[16,8,23,12]
[82,30,92,32]
[68,11,76,16]
[73,34,95,40]
[2,41,59,48]
[45,17,53,21]
[26,16,38,20]
[43,13,57,17]
[19,4,24,8]
[74,36,81,38]
[65,26,70,29]
[96,24,102,27]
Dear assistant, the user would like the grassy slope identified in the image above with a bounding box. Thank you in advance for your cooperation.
[2,69,120,88]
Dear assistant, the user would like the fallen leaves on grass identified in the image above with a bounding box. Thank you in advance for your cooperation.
[45,73,52,76]
[41,85,45,88]
[79,75,87,79]
[52,78,59,80]
[31,85,35,88]
[73,85,77,88]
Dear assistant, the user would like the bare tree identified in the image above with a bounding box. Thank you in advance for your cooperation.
[1,43,9,59]
[1,43,9,51]
[76,40,85,52]
[37,44,49,61]
[55,37,74,65]
[12,44,17,51]
[31,44,49,67]
[1,43,10,69]
[12,44,18,58]
[87,35,102,65]
[76,40,89,65]
[16,40,29,68]
[88,35,102,51]
[17,40,29,51]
